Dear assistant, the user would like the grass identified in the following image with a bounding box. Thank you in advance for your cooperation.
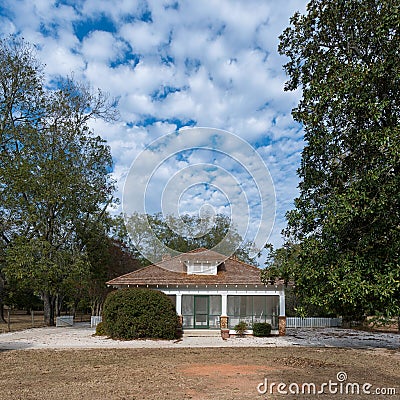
[0,347,398,399]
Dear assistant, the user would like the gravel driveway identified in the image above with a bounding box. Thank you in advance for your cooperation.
[0,324,398,350]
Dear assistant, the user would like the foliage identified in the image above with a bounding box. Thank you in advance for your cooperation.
[278,0,400,319]
[94,321,107,336]
[252,322,272,337]
[79,218,141,316]
[261,243,299,284]
[125,212,257,265]
[102,288,181,340]
[233,321,248,337]
[3,286,42,311]
[5,237,90,297]
[0,35,118,325]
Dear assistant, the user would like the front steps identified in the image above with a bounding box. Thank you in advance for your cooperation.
[182,329,221,337]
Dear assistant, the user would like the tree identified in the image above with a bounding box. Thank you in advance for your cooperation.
[81,218,141,316]
[278,0,400,319]
[261,243,298,285]
[125,212,257,265]
[0,35,118,325]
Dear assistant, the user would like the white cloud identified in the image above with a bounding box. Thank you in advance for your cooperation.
[0,0,310,254]
[120,21,164,54]
[81,31,123,62]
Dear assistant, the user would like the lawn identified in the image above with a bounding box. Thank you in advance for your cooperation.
[0,347,398,399]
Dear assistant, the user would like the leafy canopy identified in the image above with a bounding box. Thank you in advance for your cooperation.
[0,35,119,324]
[275,0,400,318]
[125,212,257,265]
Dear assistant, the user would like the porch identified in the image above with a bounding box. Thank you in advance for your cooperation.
[165,290,285,335]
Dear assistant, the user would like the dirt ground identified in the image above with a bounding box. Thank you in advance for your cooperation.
[0,347,398,400]
[0,311,91,333]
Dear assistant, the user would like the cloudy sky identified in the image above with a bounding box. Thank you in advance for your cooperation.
[0,0,308,260]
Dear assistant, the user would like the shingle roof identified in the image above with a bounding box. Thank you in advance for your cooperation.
[106,248,270,286]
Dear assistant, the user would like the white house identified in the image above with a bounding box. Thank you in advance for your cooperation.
[107,248,286,337]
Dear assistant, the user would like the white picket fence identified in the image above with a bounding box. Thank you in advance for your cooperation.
[287,317,342,328]
[91,316,102,328]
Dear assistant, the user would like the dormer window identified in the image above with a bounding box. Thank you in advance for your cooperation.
[185,260,218,275]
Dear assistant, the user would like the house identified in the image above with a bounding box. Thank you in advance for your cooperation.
[106,248,286,337]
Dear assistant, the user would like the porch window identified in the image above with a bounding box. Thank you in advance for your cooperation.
[181,295,221,329]
[208,295,222,329]
[227,295,279,329]
[182,295,194,328]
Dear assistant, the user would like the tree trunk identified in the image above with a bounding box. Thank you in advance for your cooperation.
[0,302,5,323]
[56,294,64,317]
[43,292,56,326]
[91,298,103,316]
[0,277,6,323]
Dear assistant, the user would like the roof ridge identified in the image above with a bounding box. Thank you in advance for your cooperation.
[186,247,210,253]
[107,263,164,283]
[227,255,260,270]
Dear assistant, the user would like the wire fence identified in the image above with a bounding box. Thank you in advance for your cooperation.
[0,309,91,333]
[287,317,342,328]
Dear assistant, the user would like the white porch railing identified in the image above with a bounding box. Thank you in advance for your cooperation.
[286,317,342,328]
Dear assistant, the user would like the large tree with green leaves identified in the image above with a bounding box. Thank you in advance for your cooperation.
[0,36,118,325]
[277,0,400,319]
[125,212,257,265]
[80,217,141,316]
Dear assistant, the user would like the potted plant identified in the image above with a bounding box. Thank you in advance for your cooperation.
[234,321,248,337]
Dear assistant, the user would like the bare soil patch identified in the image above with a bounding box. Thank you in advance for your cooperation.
[0,347,398,399]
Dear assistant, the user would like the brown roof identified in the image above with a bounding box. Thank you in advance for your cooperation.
[107,248,271,286]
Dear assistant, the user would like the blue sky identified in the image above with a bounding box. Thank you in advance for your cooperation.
[0,0,308,258]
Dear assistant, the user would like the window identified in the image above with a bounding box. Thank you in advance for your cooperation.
[227,296,279,329]
[181,295,221,329]
[185,261,218,275]
[209,295,222,329]
[182,295,194,328]
[185,260,218,275]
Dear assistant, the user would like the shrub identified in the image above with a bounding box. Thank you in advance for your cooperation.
[253,322,272,337]
[102,288,181,340]
[94,321,107,336]
[234,321,248,337]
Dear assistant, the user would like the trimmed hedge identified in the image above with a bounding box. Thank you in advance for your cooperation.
[94,321,107,336]
[252,322,272,337]
[102,288,181,340]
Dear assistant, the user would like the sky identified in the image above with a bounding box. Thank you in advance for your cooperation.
[0,0,308,262]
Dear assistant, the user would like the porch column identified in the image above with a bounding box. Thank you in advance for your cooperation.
[220,293,230,339]
[278,289,286,336]
[176,293,182,315]
[279,290,285,316]
[221,293,227,316]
